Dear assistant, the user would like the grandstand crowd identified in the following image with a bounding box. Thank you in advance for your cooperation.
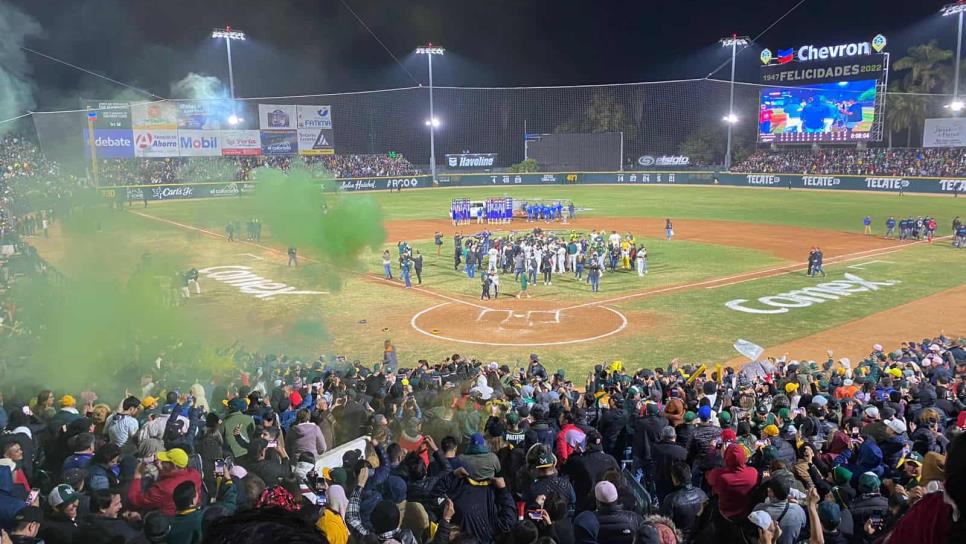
[0,333,964,544]
[3,134,966,544]
[734,148,966,177]
[94,154,420,186]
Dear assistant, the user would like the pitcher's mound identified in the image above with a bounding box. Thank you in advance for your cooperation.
[411,299,628,346]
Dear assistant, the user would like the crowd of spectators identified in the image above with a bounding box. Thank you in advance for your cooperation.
[96,154,420,186]
[4,133,966,544]
[733,148,966,177]
[0,334,965,544]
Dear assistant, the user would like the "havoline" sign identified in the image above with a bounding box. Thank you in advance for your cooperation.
[445,153,497,169]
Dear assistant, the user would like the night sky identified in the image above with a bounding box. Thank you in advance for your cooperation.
[12,0,960,108]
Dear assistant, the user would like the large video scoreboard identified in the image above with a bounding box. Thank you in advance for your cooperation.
[758,35,889,144]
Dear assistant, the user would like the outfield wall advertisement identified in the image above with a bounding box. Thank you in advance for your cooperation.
[83,100,334,158]
[102,171,966,202]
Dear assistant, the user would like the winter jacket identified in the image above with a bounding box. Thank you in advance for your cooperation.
[524,474,576,510]
[651,440,688,501]
[286,421,327,459]
[126,468,202,516]
[687,423,721,466]
[37,511,79,544]
[0,467,26,532]
[706,444,758,519]
[632,415,667,464]
[598,409,626,455]
[664,398,686,428]
[86,462,120,491]
[317,507,350,544]
[222,410,255,458]
[594,502,656,544]
[75,513,142,543]
[847,441,885,483]
[767,436,796,467]
[556,423,583,464]
[432,471,516,544]
[659,484,707,541]
[560,447,620,513]
[849,493,888,540]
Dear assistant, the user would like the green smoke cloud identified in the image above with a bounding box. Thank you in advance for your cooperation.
[249,166,387,291]
[0,3,42,134]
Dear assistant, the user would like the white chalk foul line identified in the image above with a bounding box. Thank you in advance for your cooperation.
[411,303,629,347]
[847,259,895,270]
[558,236,950,310]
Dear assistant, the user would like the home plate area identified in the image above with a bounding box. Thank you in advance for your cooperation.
[411,300,628,346]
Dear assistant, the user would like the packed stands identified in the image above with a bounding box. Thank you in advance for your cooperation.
[734,147,966,177]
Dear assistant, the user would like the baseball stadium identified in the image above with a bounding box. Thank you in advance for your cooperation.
[2,2,966,543]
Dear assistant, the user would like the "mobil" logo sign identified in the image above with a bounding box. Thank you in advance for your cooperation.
[178,131,222,156]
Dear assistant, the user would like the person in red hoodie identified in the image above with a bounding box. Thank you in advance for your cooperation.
[706,443,758,521]
[127,448,202,516]
[556,411,585,464]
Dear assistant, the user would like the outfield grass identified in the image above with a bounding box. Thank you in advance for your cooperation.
[143,184,966,235]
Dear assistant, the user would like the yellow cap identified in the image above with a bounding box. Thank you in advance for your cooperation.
[156,448,189,468]
[59,394,76,407]
[784,383,799,393]
[763,424,780,437]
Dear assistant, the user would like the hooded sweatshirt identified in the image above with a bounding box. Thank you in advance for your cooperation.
[706,444,758,519]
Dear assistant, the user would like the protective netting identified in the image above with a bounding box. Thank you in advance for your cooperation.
[26,79,954,174]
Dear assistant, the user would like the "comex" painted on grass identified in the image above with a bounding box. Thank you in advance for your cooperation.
[724,273,900,314]
[199,266,327,299]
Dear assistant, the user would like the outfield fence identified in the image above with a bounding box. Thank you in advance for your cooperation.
[98,170,966,202]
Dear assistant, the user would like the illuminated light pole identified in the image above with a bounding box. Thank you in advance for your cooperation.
[212,26,246,125]
[416,44,444,183]
[942,2,966,113]
[720,34,750,170]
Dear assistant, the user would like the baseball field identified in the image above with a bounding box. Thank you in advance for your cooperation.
[31,183,966,376]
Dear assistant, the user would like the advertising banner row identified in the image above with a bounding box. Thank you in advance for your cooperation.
[82,100,335,158]
[84,127,335,158]
[103,172,966,202]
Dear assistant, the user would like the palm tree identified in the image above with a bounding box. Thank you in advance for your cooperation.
[893,40,954,93]
[885,83,928,147]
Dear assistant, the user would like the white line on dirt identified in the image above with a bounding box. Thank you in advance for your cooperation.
[410,303,629,346]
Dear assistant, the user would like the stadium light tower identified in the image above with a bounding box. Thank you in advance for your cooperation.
[942,2,966,113]
[416,44,445,183]
[720,34,750,170]
[212,26,246,125]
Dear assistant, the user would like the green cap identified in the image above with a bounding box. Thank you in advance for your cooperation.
[683,411,696,423]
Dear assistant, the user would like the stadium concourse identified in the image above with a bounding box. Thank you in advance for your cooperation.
[4,135,966,544]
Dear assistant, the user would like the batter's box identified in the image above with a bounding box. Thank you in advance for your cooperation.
[475,308,563,328]
[527,310,562,324]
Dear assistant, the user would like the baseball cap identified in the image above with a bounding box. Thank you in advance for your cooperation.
[59,394,76,407]
[141,396,158,409]
[864,406,880,419]
[763,424,780,437]
[594,481,618,504]
[903,452,924,467]
[143,511,171,541]
[885,418,907,435]
[48,484,79,508]
[818,501,841,527]
[858,472,881,493]
[156,448,189,469]
[698,405,712,421]
[13,506,43,524]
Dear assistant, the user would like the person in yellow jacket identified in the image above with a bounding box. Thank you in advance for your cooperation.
[317,484,349,544]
